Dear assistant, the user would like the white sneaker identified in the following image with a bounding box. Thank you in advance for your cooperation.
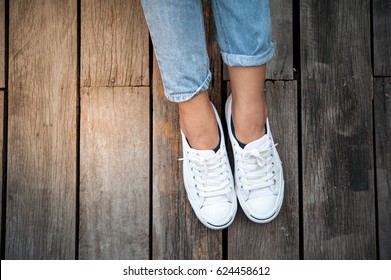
[179,103,237,230]
[225,94,284,223]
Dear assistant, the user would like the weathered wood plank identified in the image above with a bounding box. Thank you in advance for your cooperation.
[301,0,376,259]
[0,92,3,255]
[1,0,5,87]
[228,81,299,259]
[373,0,391,76]
[80,0,150,259]
[6,0,76,259]
[152,3,223,259]
[79,87,149,259]
[223,0,293,81]
[374,78,391,260]
[81,0,149,87]
[268,0,293,80]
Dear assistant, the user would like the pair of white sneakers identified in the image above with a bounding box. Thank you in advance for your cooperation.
[179,95,284,230]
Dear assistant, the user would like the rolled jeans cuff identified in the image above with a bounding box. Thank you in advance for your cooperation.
[221,43,275,67]
[165,69,212,103]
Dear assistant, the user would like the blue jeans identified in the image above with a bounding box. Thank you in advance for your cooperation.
[141,0,274,102]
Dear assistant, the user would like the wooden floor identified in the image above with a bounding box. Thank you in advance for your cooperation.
[0,0,390,260]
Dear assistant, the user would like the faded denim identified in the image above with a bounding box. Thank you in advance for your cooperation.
[141,0,274,102]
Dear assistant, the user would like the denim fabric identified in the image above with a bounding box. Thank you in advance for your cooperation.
[141,0,274,102]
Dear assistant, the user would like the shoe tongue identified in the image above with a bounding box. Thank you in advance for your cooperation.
[243,134,268,151]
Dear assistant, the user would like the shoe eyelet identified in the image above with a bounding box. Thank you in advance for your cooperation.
[240,185,244,189]
[197,192,200,197]
[273,179,277,185]
[193,175,195,179]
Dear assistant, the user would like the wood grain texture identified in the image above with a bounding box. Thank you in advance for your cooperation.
[228,81,299,259]
[0,0,4,87]
[373,0,391,76]
[79,87,149,260]
[0,93,3,255]
[6,0,76,259]
[301,0,376,259]
[223,0,293,81]
[81,0,149,87]
[267,0,293,80]
[374,78,391,260]
[152,2,223,260]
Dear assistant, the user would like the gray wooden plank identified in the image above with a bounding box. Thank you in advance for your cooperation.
[228,81,299,259]
[6,0,77,259]
[373,0,391,76]
[223,0,293,81]
[267,0,293,80]
[79,87,149,259]
[81,0,149,87]
[0,0,4,88]
[374,78,391,260]
[301,0,376,259]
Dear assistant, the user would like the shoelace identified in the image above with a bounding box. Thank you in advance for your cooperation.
[179,149,231,203]
[236,139,279,196]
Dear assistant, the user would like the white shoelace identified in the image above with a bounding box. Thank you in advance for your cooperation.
[179,149,231,204]
[236,139,279,197]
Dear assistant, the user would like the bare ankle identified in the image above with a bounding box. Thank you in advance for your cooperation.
[232,103,268,144]
[179,93,219,150]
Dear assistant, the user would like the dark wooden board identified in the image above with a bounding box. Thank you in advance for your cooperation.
[373,0,391,76]
[81,0,149,87]
[6,0,77,259]
[0,0,4,87]
[0,93,3,255]
[374,78,391,260]
[301,0,376,259]
[228,81,299,259]
[79,87,150,259]
[268,0,294,80]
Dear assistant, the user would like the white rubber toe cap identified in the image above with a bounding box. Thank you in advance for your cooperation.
[201,202,236,228]
[245,196,278,221]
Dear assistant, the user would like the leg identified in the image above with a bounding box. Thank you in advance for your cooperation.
[212,0,284,223]
[211,0,273,144]
[178,91,219,150]
[141,0,237,229]
[141,0,218,150]
[228,65,268,144]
